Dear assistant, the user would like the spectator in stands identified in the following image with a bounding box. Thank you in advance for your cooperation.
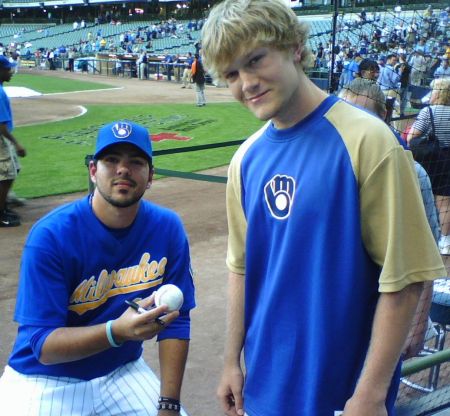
[396,41,407,57]
[358,58,380,80]
[358,35,369,56]
[339,79,387,120]
[437,7,449,36]
[424,5,433,18]
[327,49,344,92]
[339,52,362,89]
[380,22,390,51]
[394,21,406,44]
[434,56,450,78]
[99,38,107,51]
[407,78,450,254]
[406,19,418,47]
[396,53,412,116]
[316,42,324,67]
[410,50,427,86]
[415,38,429,55]
[377,53,400,92]
[445,41,450,61]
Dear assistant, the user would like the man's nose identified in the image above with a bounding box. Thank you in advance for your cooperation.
[116,159,132,174]
[241,71,258,93]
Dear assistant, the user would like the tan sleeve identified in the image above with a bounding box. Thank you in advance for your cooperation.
[225,155,247,275]
[326,101,446,292]
[361,146,446,291]
[225,123,269,275]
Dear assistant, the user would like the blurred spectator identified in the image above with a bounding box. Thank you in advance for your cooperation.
[181,52,193,89]
[68,48,75,72]
[410,50,427,86]
[377,53,400,92]
[434,56,450,78]
[191,53,206,107]
[358,58,380,80]
[397,54,411,116]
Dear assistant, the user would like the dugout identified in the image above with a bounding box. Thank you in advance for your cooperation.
[95,53,137,77]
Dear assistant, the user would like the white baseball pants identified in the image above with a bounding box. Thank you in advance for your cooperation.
[0,357,189,415]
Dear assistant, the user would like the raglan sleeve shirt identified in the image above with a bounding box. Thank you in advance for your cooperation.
[226,101,446,291]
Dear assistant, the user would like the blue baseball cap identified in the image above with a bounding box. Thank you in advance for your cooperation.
[94,120,152,162]
[0,56,16,69]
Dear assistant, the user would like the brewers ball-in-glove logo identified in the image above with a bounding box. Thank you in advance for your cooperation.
[112,122,132,139]
[264,174,296,220]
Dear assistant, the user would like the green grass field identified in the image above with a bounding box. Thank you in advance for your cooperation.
[10,74,262,198]
[9,74,114,94]
[13,103,262,198]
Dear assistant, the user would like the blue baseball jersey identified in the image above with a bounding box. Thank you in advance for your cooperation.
[9,196,195,380]
[226,96,445,416]
[0,83,13,131]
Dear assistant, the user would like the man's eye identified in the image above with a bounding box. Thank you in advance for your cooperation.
[225,71,238,81]
[131,159,145,166]
[249,55,263,66]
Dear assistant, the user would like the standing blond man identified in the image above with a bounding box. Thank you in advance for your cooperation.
[201,1,446,415]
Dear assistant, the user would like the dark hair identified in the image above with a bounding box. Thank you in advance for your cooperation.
[358,58,379,73]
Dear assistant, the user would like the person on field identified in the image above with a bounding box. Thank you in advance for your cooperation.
[0,55,26,227]
[201,1,446,415]
[0,120,195,416]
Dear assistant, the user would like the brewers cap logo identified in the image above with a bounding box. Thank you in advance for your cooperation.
[112,122,132,139]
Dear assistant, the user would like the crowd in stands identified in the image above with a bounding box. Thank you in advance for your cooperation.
[0,16,205,74]
[0,5,448,97]
[310,5,449,102]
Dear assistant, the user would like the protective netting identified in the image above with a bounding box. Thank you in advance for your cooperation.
[307,5,449,412]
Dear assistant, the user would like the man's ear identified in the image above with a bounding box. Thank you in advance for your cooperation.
[293,44,303,64]
[89,160,97,184]
[147,166,154,188]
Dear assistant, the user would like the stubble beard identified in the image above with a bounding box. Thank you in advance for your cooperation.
[96,183,146,208]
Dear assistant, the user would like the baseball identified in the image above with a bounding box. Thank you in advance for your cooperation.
[155,284,184,312]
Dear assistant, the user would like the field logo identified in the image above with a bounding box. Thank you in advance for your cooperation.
[152,132,191,142]
[39,115,214,146]
[112,122,132,139]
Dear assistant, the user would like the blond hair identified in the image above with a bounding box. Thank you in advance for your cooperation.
[430,77,450,105]
[201,0,313,81]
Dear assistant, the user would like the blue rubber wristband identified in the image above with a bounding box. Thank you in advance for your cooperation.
[106,320,122,348]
